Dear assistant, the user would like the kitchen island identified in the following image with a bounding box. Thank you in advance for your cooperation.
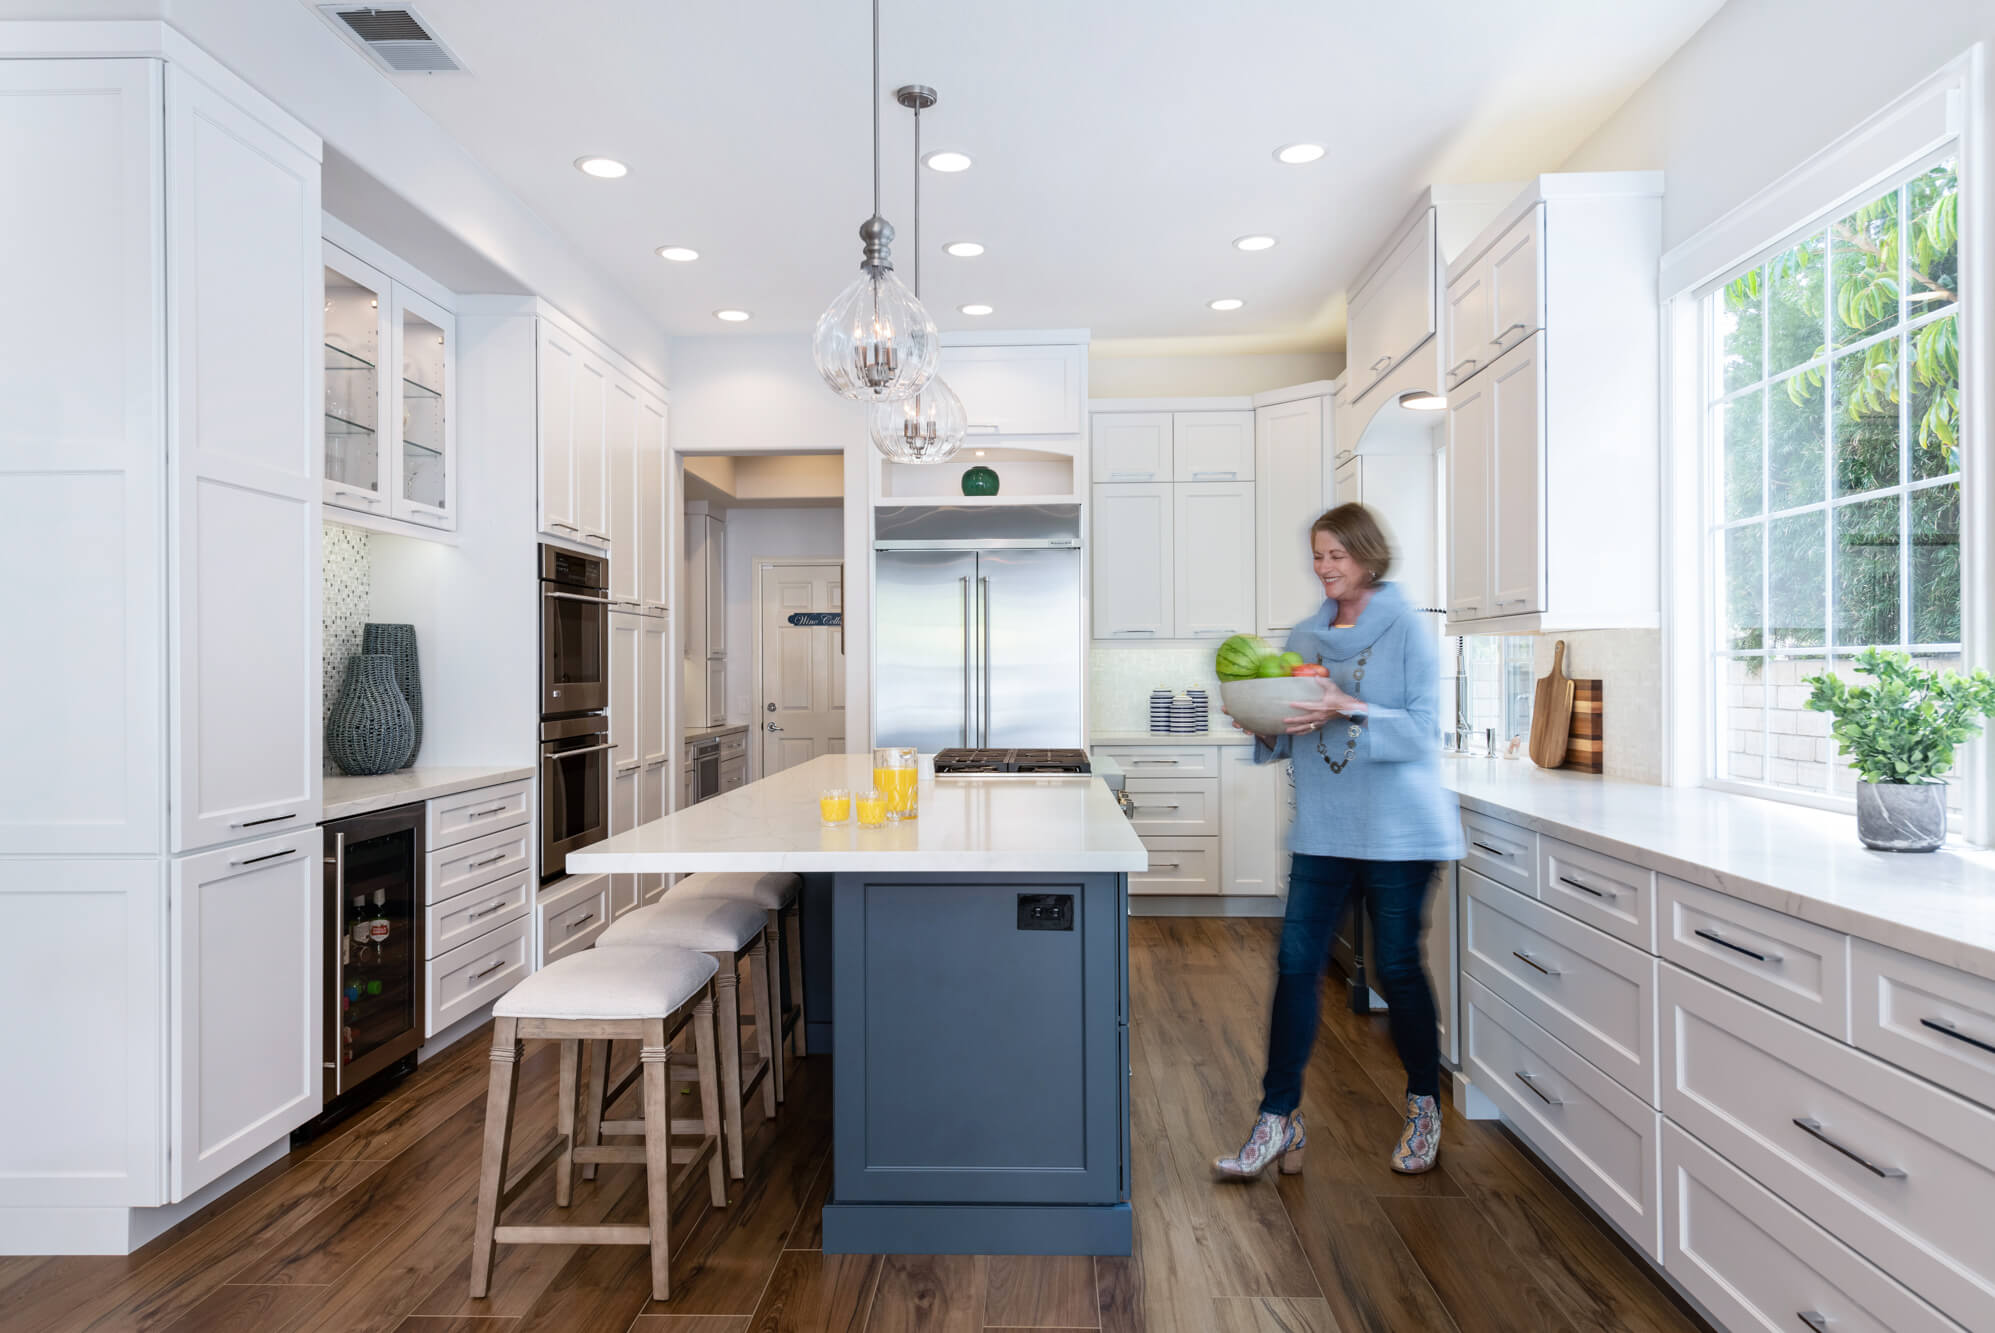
[567,752,1148,1255]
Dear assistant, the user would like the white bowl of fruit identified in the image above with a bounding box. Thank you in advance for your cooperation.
[1214,635,1330,736]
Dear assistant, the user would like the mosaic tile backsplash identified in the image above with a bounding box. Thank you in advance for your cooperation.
[322,523,372,772]
[1090,645,1224,733]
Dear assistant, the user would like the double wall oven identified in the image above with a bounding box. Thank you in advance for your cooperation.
[540,543,611,880]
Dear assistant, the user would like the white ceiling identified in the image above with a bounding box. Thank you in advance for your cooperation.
[347,0,1723,350]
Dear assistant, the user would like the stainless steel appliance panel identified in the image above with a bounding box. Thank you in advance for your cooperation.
[978,547,1083,747]
[540,715,610,880]
[323,804,425,1103]
[540,543,610,718]
[874,550,980,752]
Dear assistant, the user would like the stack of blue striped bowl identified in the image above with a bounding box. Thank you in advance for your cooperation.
[1149,688,1174,734]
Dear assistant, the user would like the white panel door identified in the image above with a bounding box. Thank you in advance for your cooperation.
[0,59,164,856]
[1446,374,1493,621]
[1254,396,1327,637]
[1174,482,1256,639]
[1090,483,1173,639]
[940,343,1085,437]
[684,510,709,660]
[537,322,578,538]
[170,826,321,1199]
[639,396,669,615]
[1488,205,1545,355]
[639,612,669,900]
[704,515,727,659]
[573,353,609,546]
[1424,861,1458,1066]
[1346,207,1436,399]
[1092,413,1171,482]
[167,66,322,853]
[706,660,727,729]
[760,563,845,775]
[606,374,641,607]
[1488,333,1546,617]
[1220,747,1283,895]
[1173,411,1255,482]
[1443,264,1491,390]
[608,610,642,917]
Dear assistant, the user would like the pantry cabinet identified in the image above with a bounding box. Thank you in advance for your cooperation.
[607,375,643,607]
[1253,393,1331,639]
[1090,483,1173,639]
[538,322,611,548]
[638,396,670,615]
[1173,483,1256,638]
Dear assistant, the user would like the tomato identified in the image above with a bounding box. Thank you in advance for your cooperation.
[1290,663,1330,677]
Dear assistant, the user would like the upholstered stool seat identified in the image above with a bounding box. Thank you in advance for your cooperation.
[595,898,780,1179]
[670,871,808,1082]
[470,945,726,1304]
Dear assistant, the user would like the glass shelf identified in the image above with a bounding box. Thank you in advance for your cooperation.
[325,411,376,438]
[402,439,441,459]
[326,342,375,371]
[403,377,442,401]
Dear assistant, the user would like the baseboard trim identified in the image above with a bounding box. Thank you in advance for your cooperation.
[0,1137,290,1256]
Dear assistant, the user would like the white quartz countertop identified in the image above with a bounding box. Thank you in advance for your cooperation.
[323,765,535,822]
[567,752,1148,874]
[1442,756,1995,981]
[1092,731,1255,746]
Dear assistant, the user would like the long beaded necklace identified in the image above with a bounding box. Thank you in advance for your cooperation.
[1315,646,1369,772]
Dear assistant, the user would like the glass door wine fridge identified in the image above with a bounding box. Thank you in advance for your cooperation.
[323,804,426,1107]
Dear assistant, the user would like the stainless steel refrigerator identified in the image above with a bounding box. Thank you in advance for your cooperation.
[873,506,1084,751]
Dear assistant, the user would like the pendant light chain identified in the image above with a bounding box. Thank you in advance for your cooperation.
[871,0,881,223]
[912,101,921,296]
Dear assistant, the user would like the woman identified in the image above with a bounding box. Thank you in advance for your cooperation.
[1215,503,1463,1180]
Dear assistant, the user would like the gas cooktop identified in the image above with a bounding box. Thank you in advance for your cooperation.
[932,748,1092,776]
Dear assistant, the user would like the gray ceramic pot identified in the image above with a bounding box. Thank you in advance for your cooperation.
[362,622,421,764]
[1855,780,1946,852]
[326,654,415,776]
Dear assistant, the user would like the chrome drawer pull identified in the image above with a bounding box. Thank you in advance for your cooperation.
[467,803,510,818]
[1447,357,1479,379]
[467,852,509,871]
[1369,355,1394,373]
[1512,950,1560,977]
[1514,1071,1562,1106]
[1695,928,1782,964]
[1147,861,1181,870]
[1470,841,1508,857]
[1491,321,1529,344]
[1792,1118,1905,1179]
[1921,1016,1995,1055]
[1129,759,1180,766]
[1557,875,1609,898]
[566,912,596,932]
[468,899,509,921]
[1797,1314,1828,1333]
[1132,803,1182,811]
[471,959,508,981]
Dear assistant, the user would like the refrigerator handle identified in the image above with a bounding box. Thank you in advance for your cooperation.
[979,576,992,748]
[959,576,972,748]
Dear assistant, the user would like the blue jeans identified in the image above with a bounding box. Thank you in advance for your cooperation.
[1259,854,1439,1116]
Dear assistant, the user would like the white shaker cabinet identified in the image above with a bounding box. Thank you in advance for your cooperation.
[1173,483,1256,638]
[168,65,323,854]
[639,396,670,615]
[1220,747,1286,896]
[1445,373,1493,621]
[321,242,393,516]
[1173,411,1255,481]
[1344,206,1437,402]
[606,376,642,608]
[390,284,455,530]
[1488,334,1545,618]
[1253,394,1330,639]
[169,827,321,1199]
[1093,413,1172,482]
[940,341,1086,440]
[1090,483,1174,639]
[537,323,611,550]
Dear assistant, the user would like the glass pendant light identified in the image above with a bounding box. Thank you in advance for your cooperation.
[812,0,938,405]
[869,85,966,463]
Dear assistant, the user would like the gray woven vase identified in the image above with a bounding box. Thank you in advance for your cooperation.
[327,654,415,776]
[361,622,421,763]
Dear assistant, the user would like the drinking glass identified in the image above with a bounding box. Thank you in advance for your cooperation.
[873,746,919,821]
[818,788,851,826]
[854,788,888,829]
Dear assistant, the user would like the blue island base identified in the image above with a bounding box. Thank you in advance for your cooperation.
[821,1201,1133,1256]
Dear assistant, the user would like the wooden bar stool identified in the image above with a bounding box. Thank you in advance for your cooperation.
[594,897,778,1180]
[669,871,806,1077]
[469,945,726,1303]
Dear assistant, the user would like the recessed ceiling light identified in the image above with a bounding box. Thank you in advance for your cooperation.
[1399,390,1447,411]
[655,245,699,262]
[714,309,752,322]
[1233,234,1278,252]
[1208,298,1244,311]
[959,303,993,316]
[944,241,985,258]
[575,156,629,179]
[922,150,973,173]
[1273,143,1325,165]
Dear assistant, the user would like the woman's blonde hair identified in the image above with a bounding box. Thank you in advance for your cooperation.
[1310,503,1393,583]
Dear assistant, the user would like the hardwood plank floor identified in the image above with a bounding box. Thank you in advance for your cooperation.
[0,919,1703,1333]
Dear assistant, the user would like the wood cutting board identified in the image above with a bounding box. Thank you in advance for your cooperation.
[1564,678,1604,773]
[1529,640,1576,769]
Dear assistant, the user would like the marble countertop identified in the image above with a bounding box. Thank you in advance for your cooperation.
[1092,731,1255,746]
[323,764,535,822]
[567,752,1147,874]
[684,723,749,743]
[1442,756,1995,981]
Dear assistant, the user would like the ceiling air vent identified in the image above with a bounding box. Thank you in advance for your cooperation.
[319,6,465,73]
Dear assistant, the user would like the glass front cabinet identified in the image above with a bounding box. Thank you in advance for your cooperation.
[322,239,456,531]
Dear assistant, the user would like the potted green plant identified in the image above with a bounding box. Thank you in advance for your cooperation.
[1804,648,1995,852]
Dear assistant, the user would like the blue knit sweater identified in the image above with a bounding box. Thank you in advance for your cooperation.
[1253,581,1465,863]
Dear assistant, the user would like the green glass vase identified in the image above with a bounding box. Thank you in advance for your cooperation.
[960,465,999,497]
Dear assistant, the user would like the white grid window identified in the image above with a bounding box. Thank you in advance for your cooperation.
[1703,155,1963,808]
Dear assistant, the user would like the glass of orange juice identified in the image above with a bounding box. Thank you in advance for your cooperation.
[873,746,919,820]
[854,788,888,829]
[818,788,851,826]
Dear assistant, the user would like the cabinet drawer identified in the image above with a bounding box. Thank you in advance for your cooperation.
[1462,974,1662,1258]
[426,869,531,959]
[1659,875,1849,1037]
[426,822,532,905]
[1130,837,1217,895]
[1851,938,1995,1113]
[1123,777,1219,836]
[1460,810,1535,894]
[1663,1120,1961,1333]
[539,873,611,963]
[1092,745,1217,779]
[427,779,532,850]
[1661,963,1995,1327]
[716,730,747,760]
[426,915,530,1037]
[1461,868,1657,1104]
[1538,835,1653,950]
